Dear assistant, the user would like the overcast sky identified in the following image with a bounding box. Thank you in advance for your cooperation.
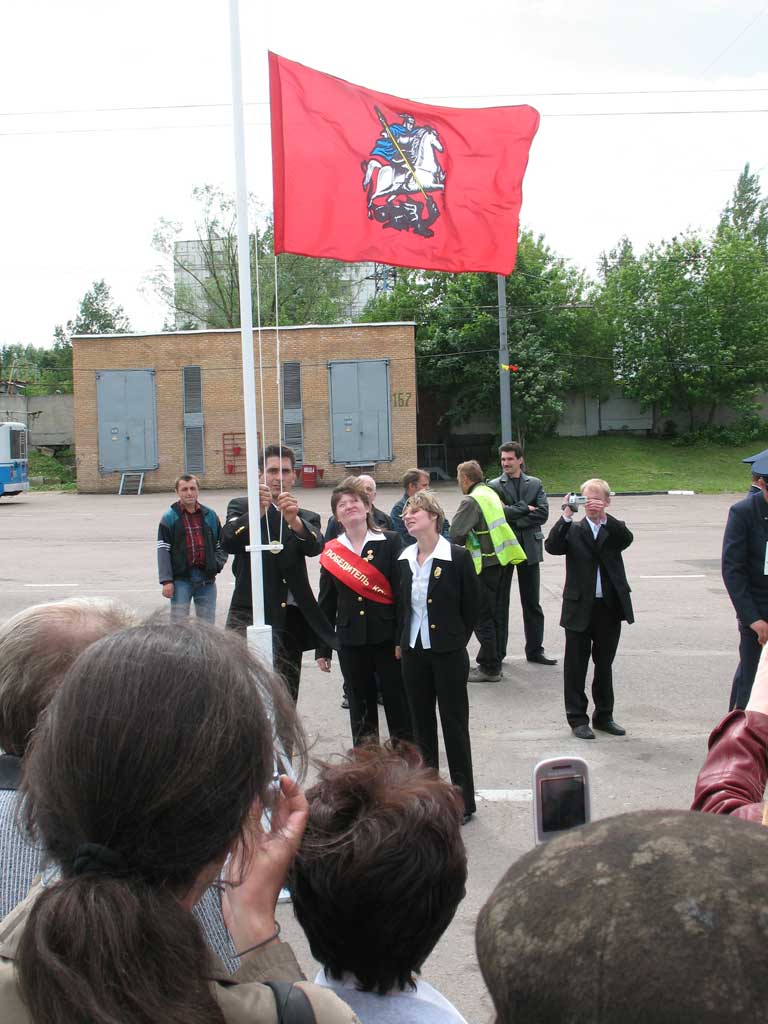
[2,0,767,346]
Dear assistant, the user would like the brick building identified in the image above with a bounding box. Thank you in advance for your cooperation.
[72,323,417,493]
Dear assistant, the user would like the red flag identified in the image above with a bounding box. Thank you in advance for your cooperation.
[269,53,539,276]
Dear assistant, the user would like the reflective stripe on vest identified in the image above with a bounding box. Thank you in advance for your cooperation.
[466,484,527,573]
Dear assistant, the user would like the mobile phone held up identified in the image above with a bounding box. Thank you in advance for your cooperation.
[532,757,591,845]
[562,493,588,512]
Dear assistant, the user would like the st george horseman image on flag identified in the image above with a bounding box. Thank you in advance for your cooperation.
[269,52,540,275]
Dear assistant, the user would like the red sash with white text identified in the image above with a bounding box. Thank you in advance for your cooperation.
[319,540,394,605]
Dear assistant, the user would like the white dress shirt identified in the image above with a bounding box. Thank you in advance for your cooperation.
[399,535,452,650]
[586,516,607,597]
[336,529,387,555]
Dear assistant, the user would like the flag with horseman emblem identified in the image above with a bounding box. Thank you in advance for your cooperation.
[269,52,540,275]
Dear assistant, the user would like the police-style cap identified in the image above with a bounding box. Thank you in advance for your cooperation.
[751,453,768,477]
[743,447,768,465]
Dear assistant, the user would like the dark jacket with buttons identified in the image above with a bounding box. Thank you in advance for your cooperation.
[398,543,479,653]
[722,489,768,626]
[315,531,403,659]
[545,514,634,632]
[221,497,336,652]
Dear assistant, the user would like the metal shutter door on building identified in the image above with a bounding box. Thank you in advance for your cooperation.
[96,370,159,473]
[182,366,205,474]
[282,362,304,463]
[184,426,205,474]
[328,359,392,464]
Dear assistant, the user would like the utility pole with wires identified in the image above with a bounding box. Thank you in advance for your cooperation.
[497,274,513,442]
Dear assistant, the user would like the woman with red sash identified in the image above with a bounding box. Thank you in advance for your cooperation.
[316,477,413,745]
[398,489,480,823]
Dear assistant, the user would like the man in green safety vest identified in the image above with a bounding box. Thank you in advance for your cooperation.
[450,460,526,682]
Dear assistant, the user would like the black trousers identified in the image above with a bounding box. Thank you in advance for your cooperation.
[495,562,545,661]
[563,598,622,727]
[338,641,413,746]
[225,604,304,705]
[729,619,763,710]
[475,564,504,674]
[401,642,475,814]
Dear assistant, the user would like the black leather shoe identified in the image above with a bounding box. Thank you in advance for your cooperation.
[572,724,595,740]
[527,652,557,665]
[462,812,474,826]
[593,718,626,736]
[340,696,349,710]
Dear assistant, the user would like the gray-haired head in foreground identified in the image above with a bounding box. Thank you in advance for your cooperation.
[476,809,768,1024]
[0,598,138,757]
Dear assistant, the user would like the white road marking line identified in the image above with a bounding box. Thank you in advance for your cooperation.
[476,789,532,802]
[24,583,79,588]
[638,574,706,579]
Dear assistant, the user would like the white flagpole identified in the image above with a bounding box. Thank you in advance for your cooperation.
[228,0,272,665]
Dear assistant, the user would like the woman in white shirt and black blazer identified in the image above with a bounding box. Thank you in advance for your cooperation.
[398,490,480,822]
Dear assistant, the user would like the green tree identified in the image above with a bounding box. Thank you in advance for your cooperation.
[362,232,606,447]
[57,279,132,338]
[718,162,768,253]
[146,185,350,329]
[599,229,768,431]
[43,279,132,394]
[1,281,130,394]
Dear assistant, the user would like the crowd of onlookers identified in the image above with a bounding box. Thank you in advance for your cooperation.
[1,444,768,1020]
[1,593,768,1023]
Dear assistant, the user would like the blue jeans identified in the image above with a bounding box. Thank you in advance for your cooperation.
[171,568,217,624]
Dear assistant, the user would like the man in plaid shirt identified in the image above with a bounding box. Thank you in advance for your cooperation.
[157,475,226,622]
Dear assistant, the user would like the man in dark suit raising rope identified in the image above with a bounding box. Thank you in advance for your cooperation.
[221,443,335,703]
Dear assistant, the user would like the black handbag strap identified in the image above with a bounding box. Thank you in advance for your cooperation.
[264,981,317,1024]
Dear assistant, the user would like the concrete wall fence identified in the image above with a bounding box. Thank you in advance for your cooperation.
[0,393,74,448]
[72,324,418,494]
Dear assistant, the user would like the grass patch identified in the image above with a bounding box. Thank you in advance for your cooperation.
[489,435,768,494]
[28,450,76,491]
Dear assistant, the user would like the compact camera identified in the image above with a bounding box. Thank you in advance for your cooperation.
[562,493,588,512]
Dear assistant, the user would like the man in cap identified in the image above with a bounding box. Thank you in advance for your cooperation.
[743,447,768,494]
[722,451,768,709]
[476,809,768,1024]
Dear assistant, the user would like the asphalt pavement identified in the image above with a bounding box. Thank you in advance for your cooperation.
[0,484,746,1020]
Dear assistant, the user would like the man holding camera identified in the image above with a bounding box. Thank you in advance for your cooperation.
[545,479,634,739]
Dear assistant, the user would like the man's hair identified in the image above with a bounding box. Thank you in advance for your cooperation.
[401,468,427,491]
[499,441,523,459]
[403,489,445,536]
[259,443,296,471]
[457,460,483,485]
[16,620,305,1024]
[174,474,198,491]
[330,476,380,533]
[290,741,467,995]
[476,810,768,1023]
[357,474,377,497]
[580,477,611,499]
[0,598,138,757]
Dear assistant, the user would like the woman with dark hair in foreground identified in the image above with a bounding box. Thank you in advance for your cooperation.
[0,620,358,1024]
[290,741,468,1023]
